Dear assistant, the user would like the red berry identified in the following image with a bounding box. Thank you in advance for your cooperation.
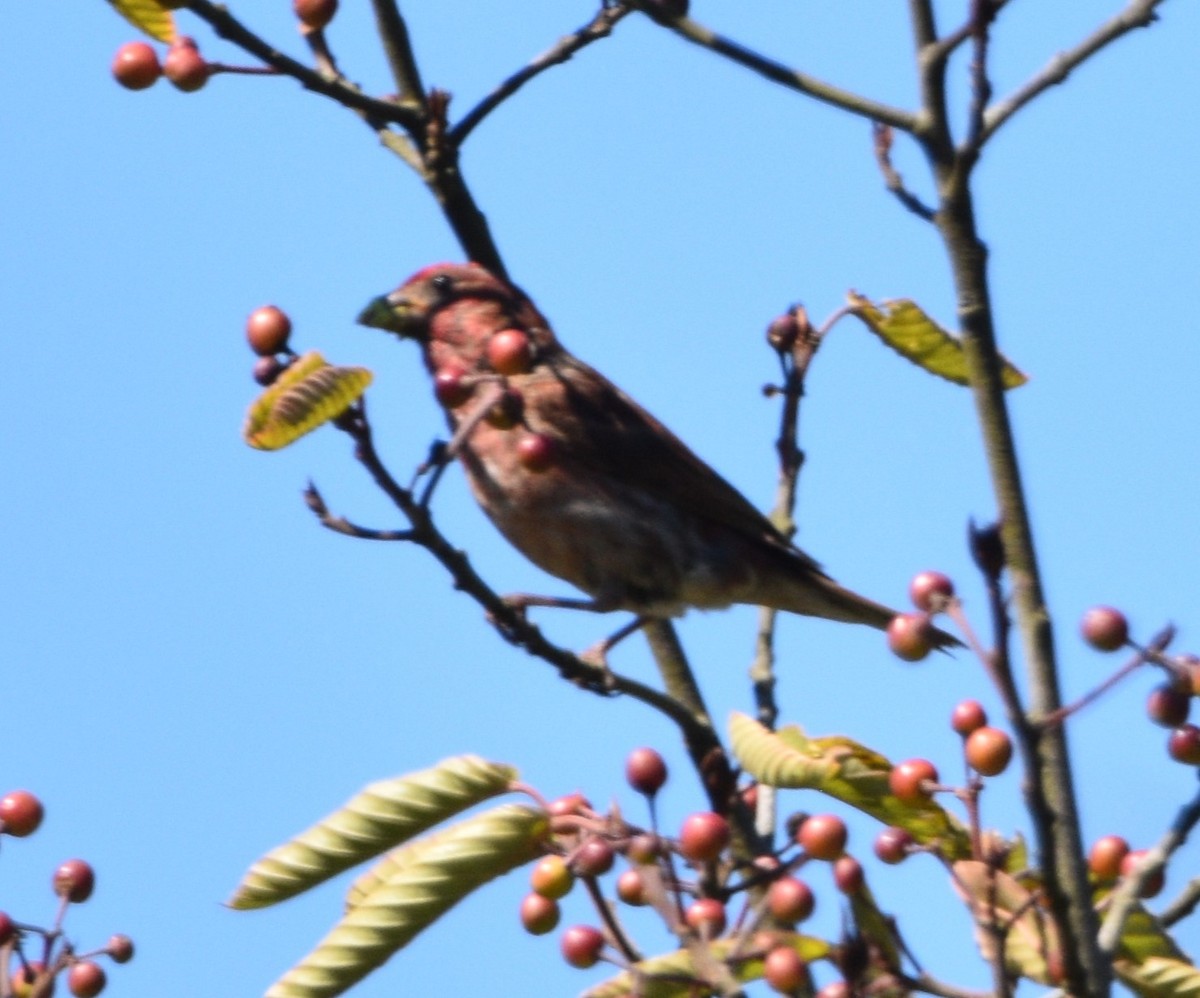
[294,0,338,29]
[163,40,209,92]
[519,892,560,935]
[950,699,988,736]
[560,925,605,968]
[433,366,473,408]
[516,433,558,473]
[573,838,615,877]
[887,613,935,662]
[625,833,660,864]
[0,790,44,837]
[111,42,161,90]
[1168,724,1200,765]
[106,935,135,964]
[0,912,14,944]
[67,961,107,998]
[763,946,807,994]
[797,813,847,860]
[53,858,96,903]
[1147,684,1191,728]
[1120,849,1164,898]
[245,305,292,356]
[766,314,800,353]
[252,355,286,386]
[909,570,954,612]
[1088,835,1130,881]
[616,868,647,906]
[486,329,535,376]
[832,855,864,894]
[547,793,592,818]
[678,812,731,863]
[625,747,668,796]
[889,759,939,804]
[766,876,815,923]
[1081,606,1129,652]
[965,726,1013,776]
[530,855,574,900]
[684,897,727,937]
[874,826,914,865]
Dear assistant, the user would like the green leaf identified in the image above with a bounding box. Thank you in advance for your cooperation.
[728,713,970,858]
[264,804,548,998]
[228,755,517,909]
[581,932,831,998]
[243,351,372,451]
[1117,956,1200,998]
[106,0,175,42]
[846,292,1028,389]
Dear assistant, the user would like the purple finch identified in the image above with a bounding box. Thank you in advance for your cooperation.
[360,263,953,645]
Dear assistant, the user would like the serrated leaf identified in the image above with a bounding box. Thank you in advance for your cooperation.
[1116,903,1189,964]
[728,713,970,858]
[107,0,175,41]
[264,804,548,998]
[1117,956,1200,998]
[581,932,831,998]
[952,860,1060,983]
[229,755,517,909]
[846,292,1028,389]
[243,351,373,451]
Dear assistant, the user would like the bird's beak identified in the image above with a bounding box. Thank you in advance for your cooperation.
[357,293,419,337]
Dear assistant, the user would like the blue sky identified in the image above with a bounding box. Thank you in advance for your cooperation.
[5,2,1199,995]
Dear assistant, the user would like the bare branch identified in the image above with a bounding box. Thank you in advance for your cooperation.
[181,0,422,129]
[452,4,635,146]
[1098,776,1200,955]
[872,123,936,221]
[369,0,426,105]
[982,0,1169,143]
[665,18,917,133]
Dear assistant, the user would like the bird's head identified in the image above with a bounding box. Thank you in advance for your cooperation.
[358,262,556,373]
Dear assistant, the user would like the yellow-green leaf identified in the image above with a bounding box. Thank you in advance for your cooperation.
[107,0,175,42]
[264,804,548,998]
[847,292,1027,389]
[728,712,971,858]
[1116,902,1189,964]
[229,755,517,910]
[582,932,831,998]
[952,860,1060,983]
[1117,956,1200,998]
[243,351,372,451]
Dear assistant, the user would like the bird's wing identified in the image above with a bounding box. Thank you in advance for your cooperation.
[536,354,827,575]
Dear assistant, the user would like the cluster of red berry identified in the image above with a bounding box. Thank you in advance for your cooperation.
[0,791,134,998]
[518,749,869,996]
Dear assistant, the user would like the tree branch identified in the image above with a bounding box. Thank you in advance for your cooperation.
[664,18,917,133]
[368,0,426,105]
[982,0,1168,144]
[451,4,635,146]
[180,0,422,129]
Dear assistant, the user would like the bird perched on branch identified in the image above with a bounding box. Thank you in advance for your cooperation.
[359,262,954,648]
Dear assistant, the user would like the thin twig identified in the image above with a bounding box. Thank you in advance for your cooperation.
[872,123,936,221]
[981,0,1169,144]
[452,4,635,145]
[665,18,917,133]
[1160,875,1200,927]
[962,0,995,158]
[179,0,421,129]
[1098,775,1200,955]
[369,0,426,104]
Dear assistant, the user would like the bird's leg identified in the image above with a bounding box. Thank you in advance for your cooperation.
[580,616,650,670]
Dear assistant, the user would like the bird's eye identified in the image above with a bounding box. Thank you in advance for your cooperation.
[430,273,454,297]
